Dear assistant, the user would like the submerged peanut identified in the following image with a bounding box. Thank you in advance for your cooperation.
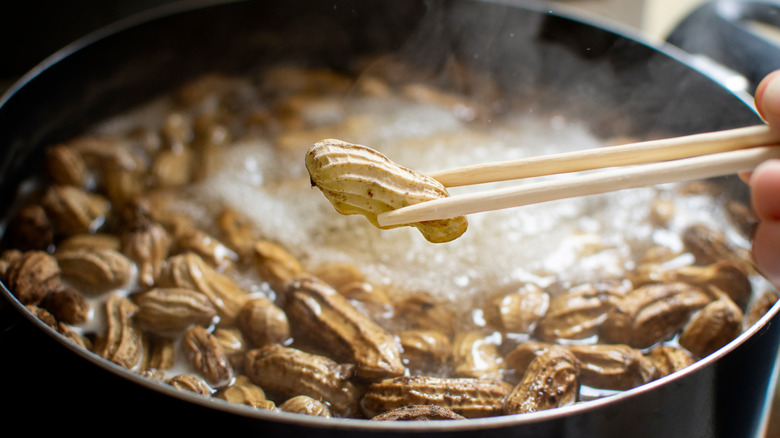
[370,405,465,421]
[452,331,502,380]
[279,395,332,417]
[218,375,275,410]
[567,344,655,391]
[504,345,580,414]
[361,376,512,419]
[398,329,452,372]
[285,276,404,379]
[244,344,361,417]
[305,139,467,243]
[600,282,711,349]
[647,345,695,379]
[535,283,622,342]
[679,296,743,358]
[484,283,550,334]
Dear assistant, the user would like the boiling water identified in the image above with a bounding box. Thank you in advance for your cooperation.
[134,94,751,318]
[15,70,768,399]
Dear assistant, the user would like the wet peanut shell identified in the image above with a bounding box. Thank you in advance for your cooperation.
[244,344,361,418]
[40,285,90,325]
[55,247,134,293]
[743,290,780,330]
[484,284,549,334]
[41,185,110,236]
[398,329,452,372]
[218,375,275,409]
[2,204,54,252]
[503,341,556,380]
[157,252,249,326]
[134,287,218,334]
[647,345,695,379]
[279,395,332,417]
[95,295,144,370]
[392,293,456,336]
[284,275,404,380]
[182,326,234,387]
[361,376,512,419]
[253,240,303,294]
[371,405,466,421]
[121,220,171,288]
[5,251,61,306]
[679,296,743,358]
[169,374,213,395]
[600,282,712,349]
[174,229,237,273]
[237,296,290,348]
[567,344,655,391]
[504,345,580,414]
[451,331,502,380]
[535,284,622,341]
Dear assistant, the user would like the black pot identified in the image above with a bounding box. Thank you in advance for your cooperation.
[1,0,777,436]
[668,0,780,94]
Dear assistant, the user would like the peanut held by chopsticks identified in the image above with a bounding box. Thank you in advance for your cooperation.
[305,139,468,243]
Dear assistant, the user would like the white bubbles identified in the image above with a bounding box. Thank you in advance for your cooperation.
[134,87,739,317]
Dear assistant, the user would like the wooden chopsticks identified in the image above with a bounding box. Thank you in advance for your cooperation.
[376,125,780,227]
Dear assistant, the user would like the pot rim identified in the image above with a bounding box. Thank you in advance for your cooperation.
[0,0,776,431]
[4,281,779,431]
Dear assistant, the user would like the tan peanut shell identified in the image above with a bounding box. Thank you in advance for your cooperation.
[567,344,655,391]
[535,284,622,341]
[305,139,467,243]
[647,345,695,379]
[679,296,743,358]
[285,275,404,379]
[157,252,249,326]
[134,287,217,334]
[361,376,512,419]
[452,331,502,380]
[504,345,580,414]
[5,250,61,305]
[279,395,332,417]
[217,375,275,409]
[600,282,711,348]
[95,295,144,370]
[55,248,134,293]
[244,344,361,417]
[121,220,171,288]
[370,405,465,421]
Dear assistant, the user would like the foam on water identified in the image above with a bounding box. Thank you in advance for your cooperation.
[158,95,731,315]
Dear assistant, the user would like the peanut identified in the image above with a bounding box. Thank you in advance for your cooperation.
[305,139,467,243]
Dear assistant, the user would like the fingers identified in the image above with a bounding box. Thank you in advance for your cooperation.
[749,158,780,288]
[753,221,780,288]
[750,159,780,221]
[755,70,780,134]
[739,72,780,183]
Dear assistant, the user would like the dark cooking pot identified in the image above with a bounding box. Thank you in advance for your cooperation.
[1,0,778,436]
[668,0,780,94]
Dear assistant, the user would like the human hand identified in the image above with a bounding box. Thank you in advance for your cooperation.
[749,71,780,288]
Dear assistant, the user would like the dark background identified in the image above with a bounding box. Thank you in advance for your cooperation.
[0,0,181,82]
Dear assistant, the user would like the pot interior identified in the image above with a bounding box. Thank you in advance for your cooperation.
[0,0,776,436]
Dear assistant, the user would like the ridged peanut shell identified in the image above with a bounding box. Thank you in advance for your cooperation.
[285,275,404,379]
[504,345,580,414]
[244,344,361,417]
[305,139,467,243]
[600,282,711,349]
[361,376,512,419]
